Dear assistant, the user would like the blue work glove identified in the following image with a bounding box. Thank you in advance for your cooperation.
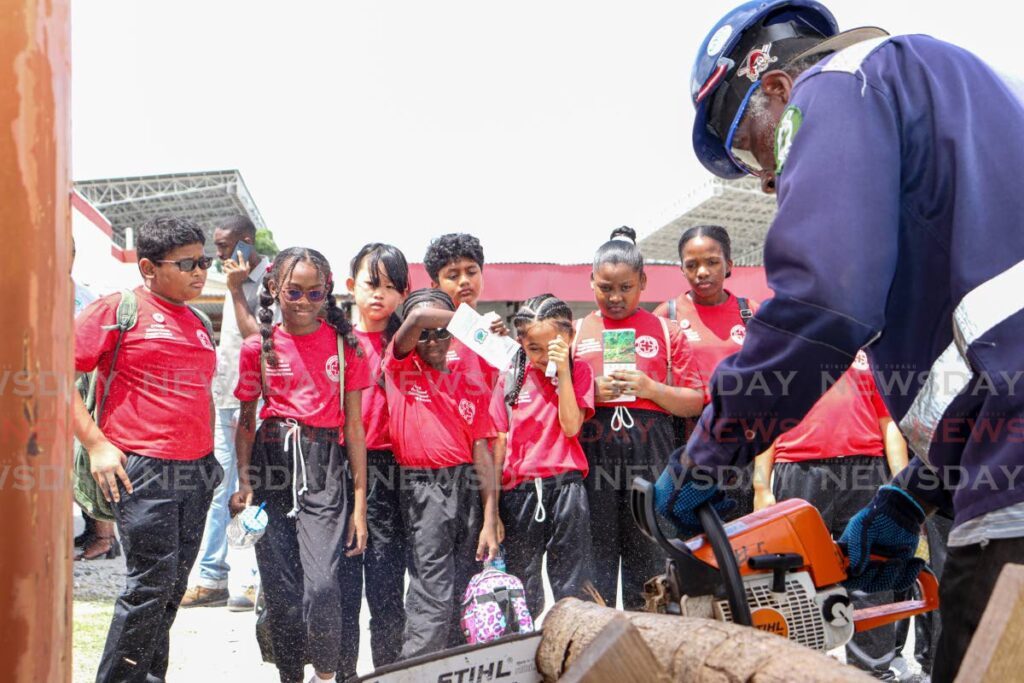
[839,485,927,594]
[654,460,736,538]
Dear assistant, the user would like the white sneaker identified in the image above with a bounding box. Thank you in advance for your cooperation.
[307,675,336,683]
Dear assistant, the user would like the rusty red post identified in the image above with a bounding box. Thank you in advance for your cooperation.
[0,0,73,680]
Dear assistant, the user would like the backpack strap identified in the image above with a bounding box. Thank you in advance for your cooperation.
[94,289,139,420]
[737,297,753,326]
[570,317,584,357]
[187,304,215,339]
[337,333,346,406]
[667,297,677,321]
[658,316,673,387]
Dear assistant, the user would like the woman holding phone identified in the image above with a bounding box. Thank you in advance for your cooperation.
[570,227,704,610]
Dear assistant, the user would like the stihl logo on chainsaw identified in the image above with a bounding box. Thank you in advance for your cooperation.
[436,658,512,682]
[751,608,789,638]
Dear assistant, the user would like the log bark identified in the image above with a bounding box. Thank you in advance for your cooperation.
[538,599,872,682]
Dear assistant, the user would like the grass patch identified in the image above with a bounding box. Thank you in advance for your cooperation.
[73,600,114,683]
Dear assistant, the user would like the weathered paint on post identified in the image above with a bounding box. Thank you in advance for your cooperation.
[0,0,73,680]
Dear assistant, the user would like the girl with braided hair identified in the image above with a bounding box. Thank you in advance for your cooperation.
[380,288,500,659]
[231,247,370,683]
[489,294,595,618]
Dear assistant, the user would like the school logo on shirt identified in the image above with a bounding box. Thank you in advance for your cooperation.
[144,322,174,341]
[325,354,340,382]
[576,339,602,356]
[635,335,660,359]
[265,359,294,377]
[853,350,870,371]
[458,398,476,425]
[152,313,166,323]
[516,389,533,404]
[195,329,215,351]
[730,324,747,346]
[685,329,702,342]
[446,349,461,363]
[680,318,691,330]
[408,385,431,403]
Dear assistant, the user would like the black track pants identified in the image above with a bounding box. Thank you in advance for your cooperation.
[500,472,594,618]
[251,420,349,683]
[400,464,482,659]
[96,453,222,683]
[581,407,675,610]
[338,450,407,678]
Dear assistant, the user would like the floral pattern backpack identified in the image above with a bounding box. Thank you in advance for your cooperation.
[460,563,535,644]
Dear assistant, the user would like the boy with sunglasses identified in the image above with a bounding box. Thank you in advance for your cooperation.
[182,215,272,610]
[74,216,223,682]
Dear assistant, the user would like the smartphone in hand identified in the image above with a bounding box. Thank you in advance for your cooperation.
[233,240,254,266]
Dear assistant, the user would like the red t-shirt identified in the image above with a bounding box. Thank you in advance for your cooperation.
[383,345,496,469]
[654,291,760,404]
[489,362,595,488]
[354,330,391,451]
[773,352,890,463]
[446,337,501,400]
[571,309,702,413]
[235,321,371,431]
[74,287,216,461]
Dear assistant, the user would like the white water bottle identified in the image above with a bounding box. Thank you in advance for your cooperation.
[228,502,268,549]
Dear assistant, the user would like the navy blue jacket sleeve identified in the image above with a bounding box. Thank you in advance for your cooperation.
[685,68,902,470]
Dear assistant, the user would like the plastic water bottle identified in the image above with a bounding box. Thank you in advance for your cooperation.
[485,545,507,572]
[228,502,268,549]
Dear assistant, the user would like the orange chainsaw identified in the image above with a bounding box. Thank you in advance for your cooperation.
[630,478,939,652]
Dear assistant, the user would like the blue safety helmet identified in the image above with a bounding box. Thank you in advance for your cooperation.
[691,0,838,178]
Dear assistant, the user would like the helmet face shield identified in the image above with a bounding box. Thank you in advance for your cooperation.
[723,81,765,177]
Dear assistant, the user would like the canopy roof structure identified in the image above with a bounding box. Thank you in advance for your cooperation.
[74,169,266,249]
[637,176,777,266]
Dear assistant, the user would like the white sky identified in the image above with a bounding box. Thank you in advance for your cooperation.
[71,1,1019,270]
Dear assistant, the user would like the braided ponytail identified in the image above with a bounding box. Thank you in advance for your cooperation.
[506,349,529,407]
[323,279,363,355]
[259,269,280,367]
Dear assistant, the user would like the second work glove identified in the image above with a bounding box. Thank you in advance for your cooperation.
[839,485,926,593]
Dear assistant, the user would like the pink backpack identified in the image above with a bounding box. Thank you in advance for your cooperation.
[460,565,535,644]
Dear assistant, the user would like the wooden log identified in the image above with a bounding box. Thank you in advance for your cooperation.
[559,616,669,683]
[537,599,872,682]
[955,563,1024,683]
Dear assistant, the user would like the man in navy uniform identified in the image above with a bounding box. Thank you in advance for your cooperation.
[656,2,1024,681]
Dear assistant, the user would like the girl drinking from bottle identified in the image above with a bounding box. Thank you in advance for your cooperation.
[232,247,370,683]
[572,227,704,610]
[382,288,500,658]
[491,294,595,618]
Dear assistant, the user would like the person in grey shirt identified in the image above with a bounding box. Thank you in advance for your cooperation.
[181,215,269,609]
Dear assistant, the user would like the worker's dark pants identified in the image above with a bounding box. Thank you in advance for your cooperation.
[96,453,221,683]
[400,464,482,659]
[251,421,349,683]
[581,408,675,610]
[774,456,896,679]
[338,450,407,678]
[894,513,952,675]
[932,535,1024,683]
[500,472,594,617]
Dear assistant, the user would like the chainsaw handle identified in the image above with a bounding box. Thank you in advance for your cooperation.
[852,568,939,633]
[697,504,753,627]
